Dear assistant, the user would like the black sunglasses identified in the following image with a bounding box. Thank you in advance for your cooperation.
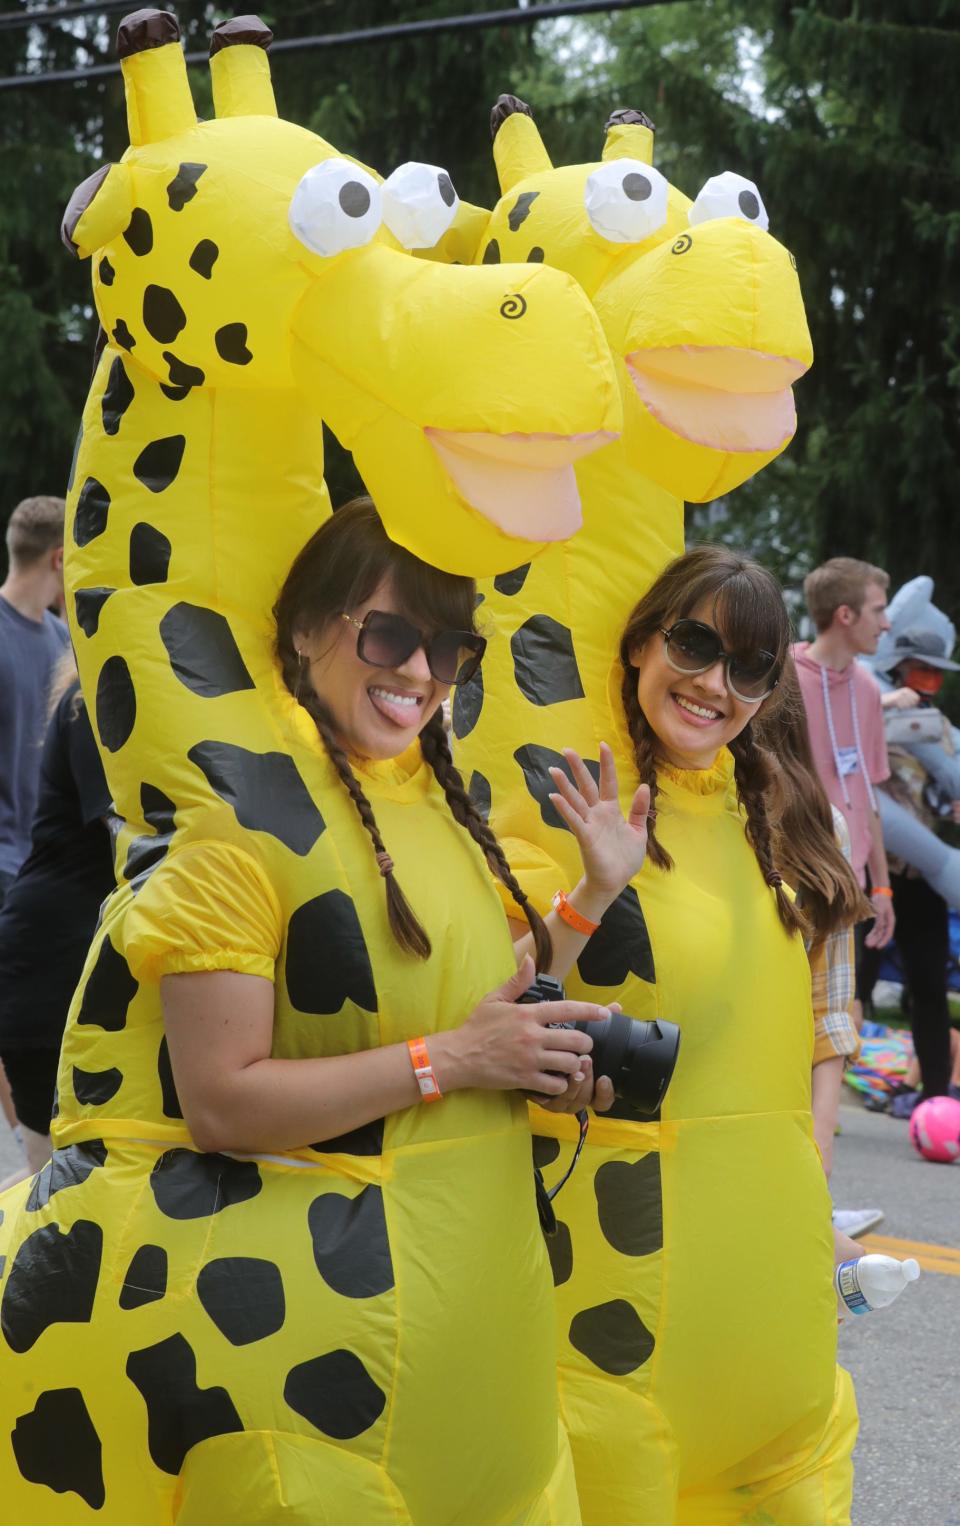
[342,609,486,687]
[659,619,780,703]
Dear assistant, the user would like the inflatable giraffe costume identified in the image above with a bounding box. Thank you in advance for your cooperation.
[0,18,622,1524]
[446,102,858,1522]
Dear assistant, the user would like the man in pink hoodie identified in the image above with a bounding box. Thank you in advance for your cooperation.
[794,556,895,945]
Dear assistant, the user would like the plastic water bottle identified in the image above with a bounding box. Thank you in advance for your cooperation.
[836,1254,920,1317]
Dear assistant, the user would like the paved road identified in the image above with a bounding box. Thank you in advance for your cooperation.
[832,1095,959,1524]
[1,1092,956,1520]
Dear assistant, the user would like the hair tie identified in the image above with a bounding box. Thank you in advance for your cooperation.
[766,870,783,889]
[375,851,394,878]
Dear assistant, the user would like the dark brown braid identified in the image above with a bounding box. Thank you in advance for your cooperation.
[728,723,807,937]
[621,671,672,870]
[278,643,431,958]
[419,710,553,971]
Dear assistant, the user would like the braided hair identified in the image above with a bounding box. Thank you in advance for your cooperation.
[619,545,804,937]
[274,497,552,967]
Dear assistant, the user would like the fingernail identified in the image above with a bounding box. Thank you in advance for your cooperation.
[574,1071,584,1083]
[597,1008,610,1018]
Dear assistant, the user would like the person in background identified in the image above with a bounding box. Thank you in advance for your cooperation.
[861,628,960,1117]
[0,651,115,1189]
[793,558,896,1006]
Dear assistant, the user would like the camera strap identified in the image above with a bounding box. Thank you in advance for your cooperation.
[534,1108,589,1236]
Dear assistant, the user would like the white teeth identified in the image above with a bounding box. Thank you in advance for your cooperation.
[674,694,722,721]
[370,687,421,707]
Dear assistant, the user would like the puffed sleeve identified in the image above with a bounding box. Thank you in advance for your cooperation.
[490,835,571,922]
[124,840,282,983]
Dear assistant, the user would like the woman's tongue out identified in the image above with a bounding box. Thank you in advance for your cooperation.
[369,684,423,729]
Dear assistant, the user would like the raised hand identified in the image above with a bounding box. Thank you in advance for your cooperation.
[548,742,650,900]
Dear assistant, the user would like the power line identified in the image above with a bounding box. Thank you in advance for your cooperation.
[0,0,672,89]
[0,0,136,29]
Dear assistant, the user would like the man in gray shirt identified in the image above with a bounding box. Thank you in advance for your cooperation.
[0,496,69,902]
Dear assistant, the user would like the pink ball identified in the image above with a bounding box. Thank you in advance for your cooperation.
[909,1096,960,1164]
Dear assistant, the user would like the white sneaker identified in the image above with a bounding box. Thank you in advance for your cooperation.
[832,1207,885,1238]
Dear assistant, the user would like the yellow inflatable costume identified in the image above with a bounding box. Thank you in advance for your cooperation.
[0,20,622,1524]
[446,101,857,1522]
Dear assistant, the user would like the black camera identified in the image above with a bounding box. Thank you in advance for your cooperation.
[519,973,680,1117]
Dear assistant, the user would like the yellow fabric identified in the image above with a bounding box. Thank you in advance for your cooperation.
[0,38,592,1525]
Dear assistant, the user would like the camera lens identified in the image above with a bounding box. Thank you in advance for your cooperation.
[573,1012,681,1116]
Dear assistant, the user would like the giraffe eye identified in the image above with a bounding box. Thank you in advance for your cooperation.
[288,158,382,258]
[381,161,460,250]
[584,158,668,244]
[688,172,769,232]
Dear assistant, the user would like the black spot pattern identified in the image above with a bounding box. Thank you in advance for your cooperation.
[595,1154,662,1255]
[96,654,136,752]
[189,741,326,856]
[12,1388,105,1509]
[159,602,254,698]
[512,615,585,706]
[482,238,501,263]
[167,162,207,210]
[569,1298,655,1375]
[123,207,153,255]
[74,586,114,637]
[119,1244,168,1309]
[98,255,115,286]
[527,246,545,262]
[739,188,760,220]
[284,1350,386,1439]
[494,562,531,596]
[2,1220,103,1353]
[197,1257,286,1345]
[129,522,172,585]
[143,284,187,345]
[532,1135,560,1169]
[469,769,491,820]
[285,891,377,1014]
[112,318,136,351]
[452,664,483,739]
[189,238,219,278]
[127,1333,243,1474]
[101,355,134,435]
[123,781,176,881]
[72,1065,122,1106]
[157,1036,183,1119]
[150,1148,262,1221]
[73,476,110,546]
[312,1119,384,1156]
[508,190,540,230]
[25,1142,108,1212]
[308,1186,394,1298]
[215,322,252,365]
[577,886,655,986]
[77,936,138,1030]
[133,435,186,494]
[514,744,600,831]
[161,349,205,400]
[546,1220,573,1286]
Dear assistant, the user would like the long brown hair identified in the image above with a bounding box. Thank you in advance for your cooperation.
[274,497,551,968]
[619,545,803,936]
[759,658,873,944]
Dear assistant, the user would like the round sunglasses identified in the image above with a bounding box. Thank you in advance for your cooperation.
[659,619,780,703]
[342,610,486,687]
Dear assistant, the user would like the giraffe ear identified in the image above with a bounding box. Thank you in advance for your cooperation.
[61,163,134,259]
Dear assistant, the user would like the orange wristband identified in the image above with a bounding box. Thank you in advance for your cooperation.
[407,1036,442,1102]
[872,886,893,898]
[552,888,600,936]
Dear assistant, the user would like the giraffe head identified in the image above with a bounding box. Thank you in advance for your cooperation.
[61,12,621,576]
[464,99,813,502]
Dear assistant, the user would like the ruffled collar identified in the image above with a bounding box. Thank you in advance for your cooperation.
[658,747,735,798]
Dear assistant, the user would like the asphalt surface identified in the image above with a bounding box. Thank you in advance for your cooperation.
[0,1092,956,1521]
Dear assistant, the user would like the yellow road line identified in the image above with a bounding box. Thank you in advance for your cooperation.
[865,1232,960,1277]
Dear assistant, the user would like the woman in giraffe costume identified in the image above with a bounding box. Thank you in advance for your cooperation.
[0,13,631,1523]
[447,103,858,1521]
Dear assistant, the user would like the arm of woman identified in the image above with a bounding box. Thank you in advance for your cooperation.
[162,956,611,1155]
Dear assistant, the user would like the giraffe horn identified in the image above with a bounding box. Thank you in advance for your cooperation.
[117,9,197,146]
[602,108,656,166]
[490,95,553,193]
[210,15,278,119]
